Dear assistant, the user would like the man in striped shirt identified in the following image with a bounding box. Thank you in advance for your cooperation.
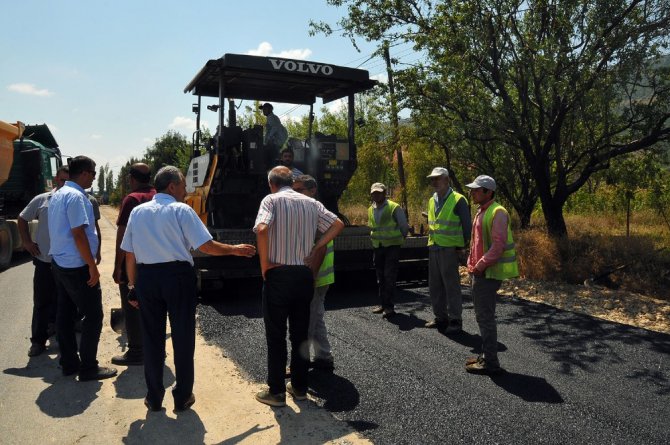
[254,166,344,407]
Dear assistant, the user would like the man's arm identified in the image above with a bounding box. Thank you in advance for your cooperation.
[393,206,410,237]
[305,219,344,271]
[198,240,255,257]
[95,220,102,265]
[113,225,127,283]
[255,223,276,280]
[71,225,99,286]
[125,251,139,309]
[17,217,40,257]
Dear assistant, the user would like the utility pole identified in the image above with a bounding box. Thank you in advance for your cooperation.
[383,40,408,216]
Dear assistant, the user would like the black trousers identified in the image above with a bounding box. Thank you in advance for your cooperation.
[31,259,57,346]
[373,245,401,310]
[119,282,143,358]
[136,261,196,407]
[263,265,314,395]
[52,262,103,374]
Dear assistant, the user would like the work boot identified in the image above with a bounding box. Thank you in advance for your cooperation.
[78,366,118,382]
[465,358,503,375]
[255,389,286,407]
[111,351,143,366]
[310,357,335,371]
[286,382,307,401]
[371,306,384,314]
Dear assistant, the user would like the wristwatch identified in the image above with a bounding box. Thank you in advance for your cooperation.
[127,284,135,290]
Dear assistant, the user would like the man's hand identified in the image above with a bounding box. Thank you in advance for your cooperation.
[23,240,40,257]
[468,264,483,276]
[96,250,102,265]
[234,244,256,257]
[304,245,327,279]
[112,265,125,284]
[457,249,468,266]
[127,287,139,309]
[87,264,100,287]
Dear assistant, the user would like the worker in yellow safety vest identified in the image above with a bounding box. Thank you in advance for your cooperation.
[464,175,519,375]
[292,175,335,371]
[426,167,472,333]
[368,182,409,318]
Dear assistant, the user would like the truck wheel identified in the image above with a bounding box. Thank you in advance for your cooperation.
[0,222,13,270]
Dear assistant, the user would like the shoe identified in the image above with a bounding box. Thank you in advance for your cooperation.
[465,355,482,366]
[465,359,503,375]
[144,398,162,412]
[382,309,396,318]
[78,366,118,381]
[425,320,446,329]
[444,320,463,334]
[310,358,335,371]
[255,389,286,407]
[28,343,46,357]
[111,352,143,366]
[174,393,196,413]
[286,382,307,401]
[371,306,384,314]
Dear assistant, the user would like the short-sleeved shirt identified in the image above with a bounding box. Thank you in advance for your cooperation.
[253,186,337,265]
[48,181,99,268]
[120,193,213,265]
[116,186,157,227]
[19,190,55,263]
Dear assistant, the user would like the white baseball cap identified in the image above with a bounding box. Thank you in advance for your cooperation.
[465,175,497,191]
[427,167,449,178]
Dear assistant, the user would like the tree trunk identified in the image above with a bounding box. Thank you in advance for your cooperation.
[539,195,568,238]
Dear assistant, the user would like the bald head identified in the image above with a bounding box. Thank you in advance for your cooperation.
[268,166,293,192]
[129,162,152,187]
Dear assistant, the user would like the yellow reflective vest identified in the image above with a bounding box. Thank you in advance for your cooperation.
[482,202,519,280]
[427,191,467,247]
[315,240,335,287]
[368,200,404,248]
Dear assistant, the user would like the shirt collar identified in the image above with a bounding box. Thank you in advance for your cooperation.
[477,199,495,212]
[278,186,294,193]
[154,193,176,202]
[64,180,85,194]
[372,199,388,209]
[433,187,453,202]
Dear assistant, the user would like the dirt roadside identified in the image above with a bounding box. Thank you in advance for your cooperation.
[91,205,370,444]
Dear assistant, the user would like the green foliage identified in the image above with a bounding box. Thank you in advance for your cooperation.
[143,130,191,173]
[313,0,670,237]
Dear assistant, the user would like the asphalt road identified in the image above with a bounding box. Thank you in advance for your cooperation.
[198,276,670,445]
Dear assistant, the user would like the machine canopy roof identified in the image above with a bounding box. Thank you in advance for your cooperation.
[184,54,377,104]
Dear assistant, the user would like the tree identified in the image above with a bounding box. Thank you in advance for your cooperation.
[312,0,670,237]
[144,130,191,173]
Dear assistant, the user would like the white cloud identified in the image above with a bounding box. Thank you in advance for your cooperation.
[90,134,102,140]
[371,73,388,84]
[327,98,347,114]
[7,83,54,97]
[247,42,312,60]
[169,116,197,132]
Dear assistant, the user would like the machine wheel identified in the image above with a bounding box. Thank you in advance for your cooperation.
[0,222,13,270]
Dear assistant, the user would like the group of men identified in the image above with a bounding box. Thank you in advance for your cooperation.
[19,140,516,414]
[367,167,518,375]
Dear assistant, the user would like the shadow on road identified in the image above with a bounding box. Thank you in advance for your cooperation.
[214,424,274,445]
[123,409,206,444]
[4,354,102,417]
[308,369,361,413]
[490,371,564,403]
[506,298,670,385]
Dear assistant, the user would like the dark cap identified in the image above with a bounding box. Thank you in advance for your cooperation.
[259,102,273,110]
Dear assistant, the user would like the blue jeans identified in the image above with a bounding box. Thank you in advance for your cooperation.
[52,262,103,374]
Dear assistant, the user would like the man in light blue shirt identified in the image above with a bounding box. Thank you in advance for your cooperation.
[121,165,255,413]
[48,156,117,381]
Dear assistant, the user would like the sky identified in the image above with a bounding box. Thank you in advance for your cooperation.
[1,0,417,179]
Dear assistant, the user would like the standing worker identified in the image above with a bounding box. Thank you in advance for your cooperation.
[48,156,117,381]
[260,102,288,165]
[425,167,471,333]
[111,163,156,366]
[121,166,255,412]
[368,182,409,318]
[18,165,69,357]
[254,166,344,407]
[464,175,518,375]
[292,175,335,371]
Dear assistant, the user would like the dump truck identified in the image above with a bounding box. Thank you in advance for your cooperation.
[182,54,428,291]
[0,121,63,269]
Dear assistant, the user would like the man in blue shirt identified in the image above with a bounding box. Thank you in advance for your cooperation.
[121,165,255,413]
[48,156,117,381]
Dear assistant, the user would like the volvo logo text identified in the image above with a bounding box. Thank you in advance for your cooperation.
[269,58,334,75]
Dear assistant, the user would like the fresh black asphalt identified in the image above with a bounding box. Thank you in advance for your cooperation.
[197,276,670,444]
